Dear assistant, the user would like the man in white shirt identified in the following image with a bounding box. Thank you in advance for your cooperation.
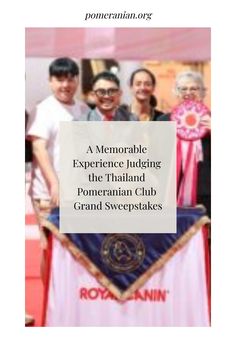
[27,57,89,280]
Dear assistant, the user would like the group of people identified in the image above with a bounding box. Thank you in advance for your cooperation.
[25,57,211,325]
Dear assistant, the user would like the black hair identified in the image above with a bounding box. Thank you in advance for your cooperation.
[92,71,120,88]
[129,68,156,87]
[150,95,157,108]
[49,57,79,77]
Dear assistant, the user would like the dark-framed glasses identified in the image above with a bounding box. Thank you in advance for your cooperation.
[94,88,119,97]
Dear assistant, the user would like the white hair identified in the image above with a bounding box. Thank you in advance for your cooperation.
[174,71,206,99]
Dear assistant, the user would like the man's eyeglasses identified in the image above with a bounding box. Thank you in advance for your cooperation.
[94,88,119,97]
[178,86,200,94]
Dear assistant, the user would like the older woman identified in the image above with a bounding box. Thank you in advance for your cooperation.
[159,71,211,216]
[174,71,210,128]
[127,68,164,121]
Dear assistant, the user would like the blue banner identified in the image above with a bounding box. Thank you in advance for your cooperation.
[44,207,209,299]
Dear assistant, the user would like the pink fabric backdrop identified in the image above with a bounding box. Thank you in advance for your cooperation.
[25,28,210,60]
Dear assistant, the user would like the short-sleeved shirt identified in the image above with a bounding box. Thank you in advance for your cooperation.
[27,95,89,199]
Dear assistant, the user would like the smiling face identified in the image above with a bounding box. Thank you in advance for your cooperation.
[92,79,121,115]
[49,75,79,105]
[176,78,202,103]
[130,71,155,103]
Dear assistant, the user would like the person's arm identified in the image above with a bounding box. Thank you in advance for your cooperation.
[201,114,211,130]
[32,137,59,207]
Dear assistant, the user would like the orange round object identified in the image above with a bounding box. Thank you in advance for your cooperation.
[185,114,197,126]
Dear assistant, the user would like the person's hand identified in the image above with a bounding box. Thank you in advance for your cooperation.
[49,180,59,207]
[201,114,211,130]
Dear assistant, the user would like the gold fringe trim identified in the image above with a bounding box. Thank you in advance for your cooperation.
[120,215,210,301]
[42,215,210,301]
